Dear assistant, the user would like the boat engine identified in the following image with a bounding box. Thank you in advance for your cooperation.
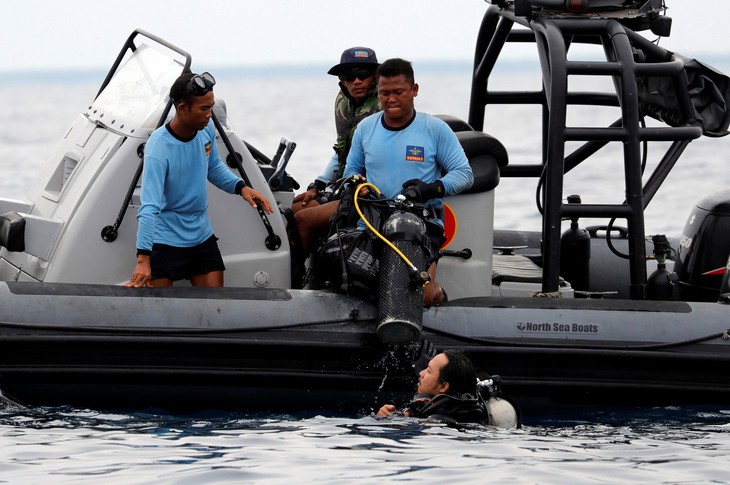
[376,210,430,345]
[673,190,730,301]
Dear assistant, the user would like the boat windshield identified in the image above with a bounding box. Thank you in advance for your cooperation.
[89,44,183,136]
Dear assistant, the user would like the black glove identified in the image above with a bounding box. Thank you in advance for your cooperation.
[401,179,444,203]
[307,179,327,192]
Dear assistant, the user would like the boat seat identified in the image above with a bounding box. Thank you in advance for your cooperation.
[435,114,475,132]
[436,115,508,194]
[457,130,508,194]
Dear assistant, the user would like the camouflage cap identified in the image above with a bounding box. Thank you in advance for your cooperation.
[327,47,379,76]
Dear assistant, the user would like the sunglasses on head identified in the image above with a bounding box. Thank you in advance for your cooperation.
[342,68,375,82]
[186,72,216,97]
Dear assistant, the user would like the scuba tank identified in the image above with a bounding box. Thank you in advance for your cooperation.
[376,210,429,345]
[647,234,679,300]
[560,194,591,292]
[477,375,521,429]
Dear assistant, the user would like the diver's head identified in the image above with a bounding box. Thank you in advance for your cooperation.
[417,351,477,396]
[439,350,477,395]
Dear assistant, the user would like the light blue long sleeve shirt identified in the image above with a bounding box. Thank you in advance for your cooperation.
[315,152,340,185]
[136,121,243,251]
[344,111,473,226]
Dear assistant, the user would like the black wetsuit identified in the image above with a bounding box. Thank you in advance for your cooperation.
[405,393,490,425]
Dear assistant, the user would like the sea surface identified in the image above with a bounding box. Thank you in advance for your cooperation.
[1,402,730,484]
[2,59,730,483]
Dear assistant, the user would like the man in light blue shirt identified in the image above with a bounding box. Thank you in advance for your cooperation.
[344,58,473,306]
[126,72,272,288]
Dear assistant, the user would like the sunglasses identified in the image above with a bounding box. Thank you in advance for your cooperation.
[186,72,216,97]
[342,69,375,82]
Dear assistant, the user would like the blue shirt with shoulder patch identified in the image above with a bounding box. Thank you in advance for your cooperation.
[136,121,242,251]
[343,111,473,226]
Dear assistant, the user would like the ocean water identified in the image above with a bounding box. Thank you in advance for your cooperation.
[1,403,730,484]
[2,63,730,482]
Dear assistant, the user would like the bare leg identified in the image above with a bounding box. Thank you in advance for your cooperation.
[294,200,340,254]
[150,278,173,287]
[290,199,320,216]
[190,271,224,287]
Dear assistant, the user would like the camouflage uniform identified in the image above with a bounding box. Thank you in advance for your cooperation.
[332,83,381,178]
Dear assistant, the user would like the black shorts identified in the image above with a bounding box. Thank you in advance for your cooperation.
[150,235,226,281]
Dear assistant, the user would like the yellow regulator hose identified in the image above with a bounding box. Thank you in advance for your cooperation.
[353,182,429,287]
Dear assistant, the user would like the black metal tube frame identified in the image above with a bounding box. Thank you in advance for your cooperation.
[100,30,191,242]
[468,6,703,298]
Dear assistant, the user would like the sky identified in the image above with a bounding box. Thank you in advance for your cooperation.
[1,0,728,73]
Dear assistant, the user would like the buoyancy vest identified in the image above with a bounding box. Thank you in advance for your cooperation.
[405,393,490,425]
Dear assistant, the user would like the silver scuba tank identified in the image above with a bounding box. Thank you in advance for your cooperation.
[477,375,520,429]
[485,397,520,429]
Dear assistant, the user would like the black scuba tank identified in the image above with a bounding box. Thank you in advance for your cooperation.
[646,234,679,300]
[376,211,428,345]
[560,195,591,292]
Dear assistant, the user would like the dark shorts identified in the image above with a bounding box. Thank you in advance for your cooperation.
[151,235,226,281]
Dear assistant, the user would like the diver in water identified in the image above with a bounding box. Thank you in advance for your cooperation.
[377,349,520,428]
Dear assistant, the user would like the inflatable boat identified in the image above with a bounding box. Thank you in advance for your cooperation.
[1,1,729,411]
